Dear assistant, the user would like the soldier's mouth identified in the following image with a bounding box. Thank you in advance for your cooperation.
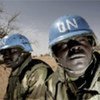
[5,60,12,65]
[5,62,11,66]
[66,67,87,74]
[69,54,85,60]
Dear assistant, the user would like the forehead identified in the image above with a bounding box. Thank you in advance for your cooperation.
[53,36,89,48]
[60,36,88,43]
[1,47,22,53]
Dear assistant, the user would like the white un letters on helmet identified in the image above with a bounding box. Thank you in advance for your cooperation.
[57,18,78,33]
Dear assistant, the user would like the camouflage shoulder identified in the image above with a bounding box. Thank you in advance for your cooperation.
[45,66,64,84]
[21,59,54,95]
[26,59,54,80]
[30,59,53,71]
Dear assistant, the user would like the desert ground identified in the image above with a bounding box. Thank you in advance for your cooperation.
[0,55,57,99]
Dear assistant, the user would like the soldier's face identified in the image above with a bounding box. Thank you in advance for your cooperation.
[1,48,24,69]
[54,36,93,78]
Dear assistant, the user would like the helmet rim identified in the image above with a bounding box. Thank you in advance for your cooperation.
[0,33,33,52]
[49,30,96,48]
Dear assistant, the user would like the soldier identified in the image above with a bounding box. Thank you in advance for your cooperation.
[45,15,100,100]
[0,33,53,100]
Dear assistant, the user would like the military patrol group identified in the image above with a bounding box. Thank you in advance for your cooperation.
[0,15,100,100]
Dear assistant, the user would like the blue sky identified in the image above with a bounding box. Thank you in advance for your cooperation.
[0,0,100,55]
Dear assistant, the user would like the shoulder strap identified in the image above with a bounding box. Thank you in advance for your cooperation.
[19,59,53,81]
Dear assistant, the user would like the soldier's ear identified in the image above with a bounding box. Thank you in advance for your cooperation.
[87,36,96,46]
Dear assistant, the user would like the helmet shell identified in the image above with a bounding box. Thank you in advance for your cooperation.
[0,33,33,52]
[49,15,96,47]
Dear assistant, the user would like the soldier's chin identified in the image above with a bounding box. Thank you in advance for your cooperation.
[66,68,86,80]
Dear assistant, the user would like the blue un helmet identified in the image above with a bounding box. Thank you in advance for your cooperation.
[0,33,33,52]
[49,15,97,49]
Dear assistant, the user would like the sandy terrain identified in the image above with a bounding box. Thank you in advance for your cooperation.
[0,55,57,99]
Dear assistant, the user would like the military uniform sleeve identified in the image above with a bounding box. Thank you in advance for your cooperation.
[22,63,51,100]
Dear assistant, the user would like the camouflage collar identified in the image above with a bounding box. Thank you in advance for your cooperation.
[11,55,32,76]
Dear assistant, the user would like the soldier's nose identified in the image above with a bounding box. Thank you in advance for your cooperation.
[70,46,81,52]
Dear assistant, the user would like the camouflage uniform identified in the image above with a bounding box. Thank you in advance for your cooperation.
[4,52,100,100]
[4,55,53,100]
[44,51,100,100]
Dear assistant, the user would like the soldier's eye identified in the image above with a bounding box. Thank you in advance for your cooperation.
[75,37,89,44]
[60,44,68,51]
[56,43,68,53]
[79,39,88,45]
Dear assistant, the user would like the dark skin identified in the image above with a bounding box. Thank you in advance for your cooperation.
[0,48,29,70]
[53,36,93,79]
